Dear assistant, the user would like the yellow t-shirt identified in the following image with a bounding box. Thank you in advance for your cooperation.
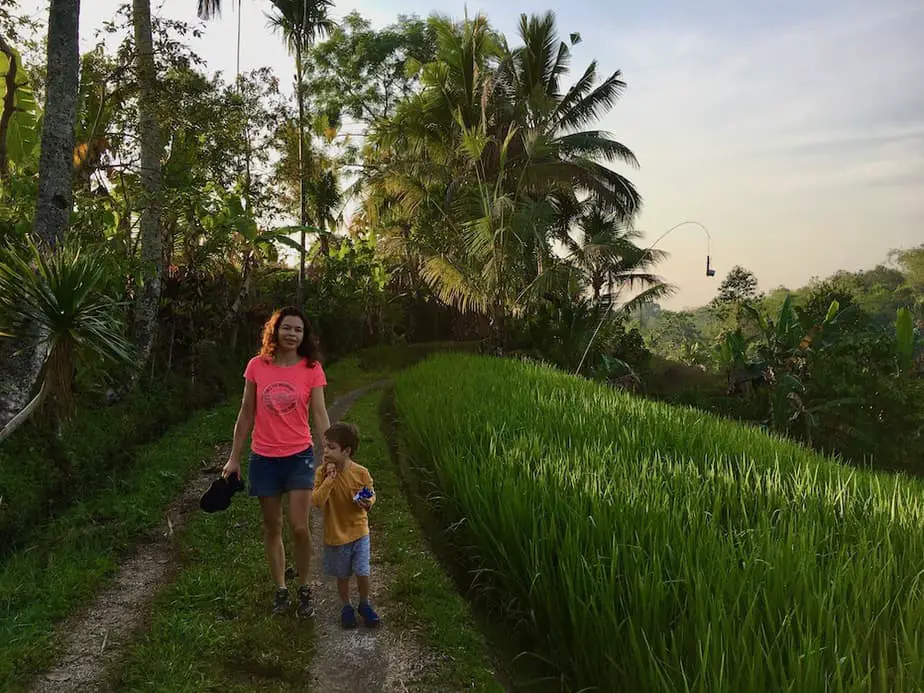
[312,460,375,546]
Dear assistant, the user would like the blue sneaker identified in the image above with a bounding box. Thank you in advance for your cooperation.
[358,602,380,628]
[341,604,358,628]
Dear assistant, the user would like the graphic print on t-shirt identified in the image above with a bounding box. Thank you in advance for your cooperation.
[262,381,298,414]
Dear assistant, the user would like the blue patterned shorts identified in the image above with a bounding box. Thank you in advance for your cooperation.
[247,447,315,498]
[323,534,371,578]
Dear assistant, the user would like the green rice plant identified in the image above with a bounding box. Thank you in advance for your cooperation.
[394,354,924,692]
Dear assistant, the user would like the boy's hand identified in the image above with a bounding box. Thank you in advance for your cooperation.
[324,462,338,479]
[356,498,371,510]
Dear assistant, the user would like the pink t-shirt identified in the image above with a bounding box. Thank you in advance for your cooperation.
[244,356,327,457]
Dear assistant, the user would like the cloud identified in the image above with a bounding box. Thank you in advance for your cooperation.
[567,0,924,306]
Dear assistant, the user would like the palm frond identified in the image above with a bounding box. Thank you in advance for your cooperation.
[0,238,134,365]
[555,69,627,133]
[514,11,563,99]
[553,131,639,167]
[421,254,490,314]
[615,283,678,315]
[549,61,596,122]
[568,158,643,218]
[266,0,336,55]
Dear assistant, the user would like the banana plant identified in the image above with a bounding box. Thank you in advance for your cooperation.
[744,295,841,366]
[0,37,41,177]
[715,329,751,377]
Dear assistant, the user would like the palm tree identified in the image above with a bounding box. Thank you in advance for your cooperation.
[266,0,335,302]
[125,0,165,390]
[0,0,81,432]
[496,12,642,223]
[563,203,672,309]
[365,12,647,347]
[306,149,343,255]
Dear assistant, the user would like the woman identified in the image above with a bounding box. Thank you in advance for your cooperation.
[223,306,331,618]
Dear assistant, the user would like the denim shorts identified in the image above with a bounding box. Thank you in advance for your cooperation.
[247,447,315,498]
[323,534,371,578]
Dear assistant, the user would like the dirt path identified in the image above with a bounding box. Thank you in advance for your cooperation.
[27,443,225,693]
[305,380,439,692]
[27,379,427,693]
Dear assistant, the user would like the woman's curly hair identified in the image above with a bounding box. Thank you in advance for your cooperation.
[258,306,319,366]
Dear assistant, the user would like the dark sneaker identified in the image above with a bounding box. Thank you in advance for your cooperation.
[358,602,380,628]
[272,587,290,615]
[341,604,358,629]
[297,585,315,619]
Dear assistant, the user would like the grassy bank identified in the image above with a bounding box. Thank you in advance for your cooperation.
[0,350,243,555]
[0,401,238,692]
[361,391,501,691]
[394,353,924,692]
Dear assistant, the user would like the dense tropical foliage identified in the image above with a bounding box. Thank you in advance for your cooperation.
[1,4,662,437]
[639,255,924,469]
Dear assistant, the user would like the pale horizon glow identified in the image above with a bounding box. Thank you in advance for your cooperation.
[20,0,924,309]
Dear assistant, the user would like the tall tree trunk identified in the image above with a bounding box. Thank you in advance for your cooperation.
[227,249,254,350]
[295,41,307,305]
[34,0,80,250]
[317,213,326,257]
[128,0,164,386]
[0,0,80,433]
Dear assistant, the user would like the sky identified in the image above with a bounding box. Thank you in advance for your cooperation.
[20,0,924,308]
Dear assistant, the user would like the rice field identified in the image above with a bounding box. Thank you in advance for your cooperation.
[393,354,924,692]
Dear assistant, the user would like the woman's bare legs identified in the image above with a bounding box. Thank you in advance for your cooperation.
[259,495,286,588]
[288,489,313,585]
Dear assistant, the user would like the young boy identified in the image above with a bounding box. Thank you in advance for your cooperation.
[312,422,381,628]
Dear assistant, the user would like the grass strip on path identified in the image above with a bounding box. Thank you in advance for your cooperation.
[355,391,501,691]
[111,426,316,693]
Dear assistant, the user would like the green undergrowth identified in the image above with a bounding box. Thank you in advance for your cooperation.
[110,421,315,693]
[0,401,238,692]
[0,349,244,555]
